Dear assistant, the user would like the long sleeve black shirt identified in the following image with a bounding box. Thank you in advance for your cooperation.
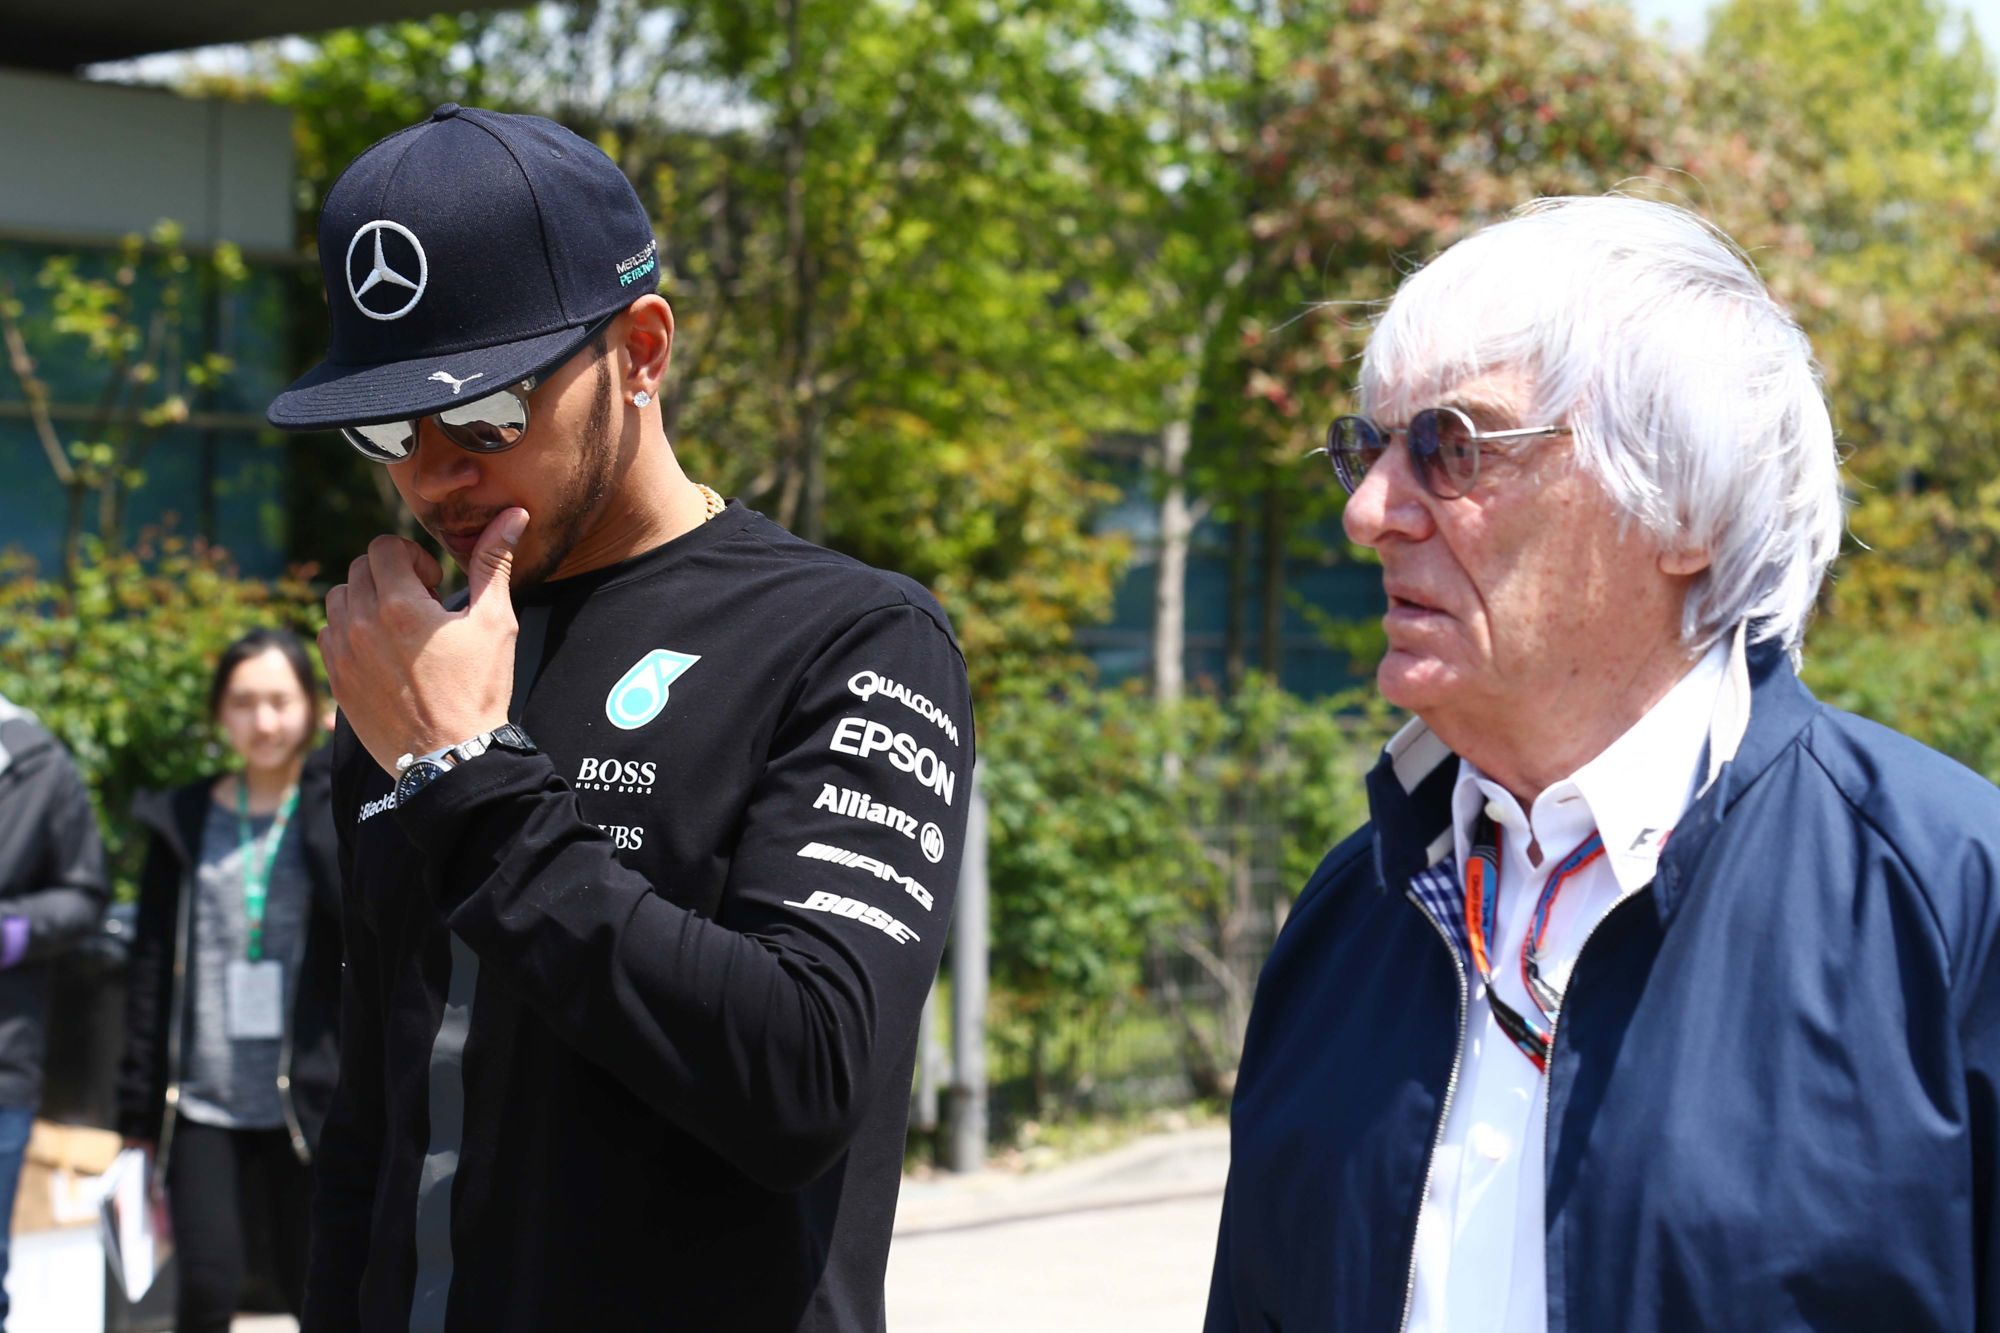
[306,505,973,1331]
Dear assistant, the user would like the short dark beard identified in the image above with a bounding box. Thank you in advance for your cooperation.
[512,350,618,592]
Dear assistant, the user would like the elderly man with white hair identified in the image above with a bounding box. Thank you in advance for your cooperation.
[1204,197,2000,1333]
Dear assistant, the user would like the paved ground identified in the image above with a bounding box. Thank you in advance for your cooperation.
[887,1125,1229,1332]
[226,1125,1229,1333]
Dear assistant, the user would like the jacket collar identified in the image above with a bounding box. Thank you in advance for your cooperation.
[1364,625,1813,921]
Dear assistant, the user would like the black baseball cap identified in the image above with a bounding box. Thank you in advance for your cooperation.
[268,104,660,431]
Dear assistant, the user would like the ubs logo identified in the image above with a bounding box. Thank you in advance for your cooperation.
[599,824,646,851]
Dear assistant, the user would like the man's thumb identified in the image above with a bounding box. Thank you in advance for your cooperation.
[468,508,529,611]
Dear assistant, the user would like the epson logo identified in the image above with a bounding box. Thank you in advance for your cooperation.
[576,757,658,793]
[599,824,646,851]
[828,718,956,805]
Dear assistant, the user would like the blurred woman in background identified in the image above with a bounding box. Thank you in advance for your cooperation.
[118,628,342,1332]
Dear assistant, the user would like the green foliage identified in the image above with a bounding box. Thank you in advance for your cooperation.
[0,533,325,899]
[980,674,1388,1017]
[1804,613,2000,783]
[1705,0,2000,627]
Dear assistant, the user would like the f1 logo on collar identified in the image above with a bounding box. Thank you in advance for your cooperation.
[346,220,429,321]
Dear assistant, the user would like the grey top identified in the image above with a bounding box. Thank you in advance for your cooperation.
[178,794,310,1130]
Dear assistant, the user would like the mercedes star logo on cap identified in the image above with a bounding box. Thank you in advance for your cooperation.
[346,220,429,321]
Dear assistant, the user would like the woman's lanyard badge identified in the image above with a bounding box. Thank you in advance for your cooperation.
[1462,812,1605,1073]
[226,781,299,1042]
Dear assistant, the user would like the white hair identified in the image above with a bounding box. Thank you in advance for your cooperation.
[1359,195,1843,658]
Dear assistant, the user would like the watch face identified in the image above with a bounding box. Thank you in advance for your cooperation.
[394,760,447,807]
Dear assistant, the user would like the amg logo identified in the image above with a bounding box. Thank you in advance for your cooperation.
[783,890,920,944]
[812,783,918,838]
[797,841,933,911]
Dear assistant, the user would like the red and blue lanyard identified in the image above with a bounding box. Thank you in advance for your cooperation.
[1463,812,1604,1072]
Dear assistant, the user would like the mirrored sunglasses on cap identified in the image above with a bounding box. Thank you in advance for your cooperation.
[340,378,537,463]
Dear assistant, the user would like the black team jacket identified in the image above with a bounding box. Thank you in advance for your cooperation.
[305,505,974,1332]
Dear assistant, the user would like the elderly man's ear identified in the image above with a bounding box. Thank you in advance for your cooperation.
[1658,545,1712,576]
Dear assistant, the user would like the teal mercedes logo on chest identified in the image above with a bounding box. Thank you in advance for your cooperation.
[606,649,703,730]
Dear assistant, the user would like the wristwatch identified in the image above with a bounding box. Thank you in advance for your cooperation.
[392,723,538,807]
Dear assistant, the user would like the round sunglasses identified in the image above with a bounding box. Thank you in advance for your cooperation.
[1324,406,1571,499]
[340,377,539,463]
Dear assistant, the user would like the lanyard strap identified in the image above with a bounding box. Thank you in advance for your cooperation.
[236,780,300,963]
[1463,812,1605,1071]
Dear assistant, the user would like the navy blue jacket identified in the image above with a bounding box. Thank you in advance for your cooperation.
[1207,645,2000,1332]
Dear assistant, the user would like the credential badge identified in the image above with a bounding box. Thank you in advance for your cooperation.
[606,648,702,730]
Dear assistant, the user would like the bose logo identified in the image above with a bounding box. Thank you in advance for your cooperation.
[783,889,920,944]
[797,841,934,911]
[848,669,960,747]
[577,757,658,792]
[829,717,956,805]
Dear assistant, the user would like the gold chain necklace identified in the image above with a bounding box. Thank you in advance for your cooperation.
[693,483,725,521]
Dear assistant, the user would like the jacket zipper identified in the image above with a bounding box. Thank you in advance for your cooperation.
[276,910,311,1165]
[1535,886,1654,1323]
[1399,885,1470,1333]
[154,866,196,1190]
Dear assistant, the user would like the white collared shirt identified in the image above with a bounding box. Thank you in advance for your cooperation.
[1404,639,1730,1333]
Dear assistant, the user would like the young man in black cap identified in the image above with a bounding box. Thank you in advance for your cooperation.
[270,104,973,1332]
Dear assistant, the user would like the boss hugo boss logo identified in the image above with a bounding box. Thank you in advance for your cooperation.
[828,717,956,805]
[576,757,657,794]
[346,220,429,321]
[607,649,702,730]
[782,890,920,945]
[796,841,934,911]
[847,669,960,747]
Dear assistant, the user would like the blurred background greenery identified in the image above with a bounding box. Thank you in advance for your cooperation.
[2,0,1995,1137]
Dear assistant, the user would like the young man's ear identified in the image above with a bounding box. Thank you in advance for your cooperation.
[620,295,674,398]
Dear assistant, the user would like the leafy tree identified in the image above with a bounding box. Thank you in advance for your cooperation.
[981,674,1385,1100]
[1704,0,2000,629]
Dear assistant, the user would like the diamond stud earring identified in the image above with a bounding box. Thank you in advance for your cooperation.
[632,391,652,408]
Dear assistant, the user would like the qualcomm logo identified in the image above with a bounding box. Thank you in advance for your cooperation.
[606,648,702,730]
[346,220,428,321]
